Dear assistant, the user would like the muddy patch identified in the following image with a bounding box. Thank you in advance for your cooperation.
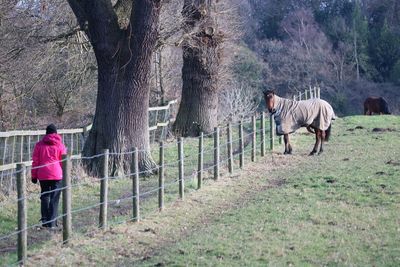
[325,178,336,184]
[372,128,396,132]
[268,178,287,188]
[347,126,364,131]
[386,160,400,166]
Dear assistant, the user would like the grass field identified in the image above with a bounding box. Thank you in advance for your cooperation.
[2,115,400,266]
[133,116,400,267]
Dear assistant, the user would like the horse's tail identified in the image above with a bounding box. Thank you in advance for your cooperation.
[325,123,332,142]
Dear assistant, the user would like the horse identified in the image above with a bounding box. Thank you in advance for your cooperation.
[263,90,335,156]
[363,96,390,115]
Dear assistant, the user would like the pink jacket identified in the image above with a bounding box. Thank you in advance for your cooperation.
[31,133,67,181]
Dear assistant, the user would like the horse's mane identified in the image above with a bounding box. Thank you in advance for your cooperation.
[263,89,275,96]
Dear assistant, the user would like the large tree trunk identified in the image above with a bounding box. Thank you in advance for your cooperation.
[173,0,222,137]
[68,0,161,175]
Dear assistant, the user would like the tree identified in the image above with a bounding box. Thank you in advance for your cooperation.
[67,0,163,174]
[173,0,224,137]
[351,1,368,80]
[369,20,400,82]
[0,0,98,130]
[34,41,96,119]
[218,82,259,123]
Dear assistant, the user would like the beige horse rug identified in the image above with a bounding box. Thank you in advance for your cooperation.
[272,96,335,135]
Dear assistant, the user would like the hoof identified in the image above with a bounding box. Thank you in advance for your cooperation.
[309,151,316,156]
[284,151,292,155]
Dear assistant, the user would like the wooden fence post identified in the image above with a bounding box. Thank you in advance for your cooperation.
[132,148,140,220]
[2,137,8,165]
[314,87,317,99]
[70,134,74,155]
[251,116,256,162]
[62,154,71,244]
[305,90,308,100]
[213,127,220,180]
[158,143,164,211]
[27,136,31,163]
[16,163,27,264]
[19,136,24,162]
[11,136,16,164]
[99,149,109,229]
[239,121,244,169]
[178,137,184,199]
[198,133,203,189]
[261,113,266,157]
[270,114,275,151]
[227,124,233,174]
[317,87,321,98]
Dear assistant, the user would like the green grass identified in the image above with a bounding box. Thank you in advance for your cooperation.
[2,115,399,266]
[134,115,400,266]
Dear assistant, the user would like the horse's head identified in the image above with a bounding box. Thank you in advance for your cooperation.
[263,90,276,113]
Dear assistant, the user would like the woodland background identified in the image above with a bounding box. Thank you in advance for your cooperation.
[1,0,399,131]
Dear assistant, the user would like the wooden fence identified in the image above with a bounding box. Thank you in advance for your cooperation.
[0,99,177,173]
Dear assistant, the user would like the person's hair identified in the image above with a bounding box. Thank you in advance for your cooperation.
[46,124,57,134]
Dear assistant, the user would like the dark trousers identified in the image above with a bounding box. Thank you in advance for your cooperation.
[39,180,62,227]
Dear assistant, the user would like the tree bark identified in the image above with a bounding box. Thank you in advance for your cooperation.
[68,0,161,175]
[173,0,222,137]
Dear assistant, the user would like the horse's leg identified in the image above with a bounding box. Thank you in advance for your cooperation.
[319,130,326,154]
[283,134,288,154]
[309,129,321,156]
[287,134,292,154]
[283,134,292,154]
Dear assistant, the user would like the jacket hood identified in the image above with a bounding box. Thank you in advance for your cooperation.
[43,133,62,145]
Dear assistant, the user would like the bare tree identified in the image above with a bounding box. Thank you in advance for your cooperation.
[258,8,352,96]
[149,0,184,106]
[67,0,163,175]
[0,0,97,130]
[34,41,96,119]
[173,0,224,137]
[218,82,259,123]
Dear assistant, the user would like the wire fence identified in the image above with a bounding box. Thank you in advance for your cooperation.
[0,112,284,265]
[0,88,321,265]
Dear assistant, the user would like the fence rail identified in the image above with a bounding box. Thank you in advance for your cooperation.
[0,99,177,173]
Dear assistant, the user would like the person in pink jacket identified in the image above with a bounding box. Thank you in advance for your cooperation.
[31,124,67,228]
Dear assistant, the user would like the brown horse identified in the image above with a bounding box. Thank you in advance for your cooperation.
[263,90,335,155]
[364,96,390,115]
